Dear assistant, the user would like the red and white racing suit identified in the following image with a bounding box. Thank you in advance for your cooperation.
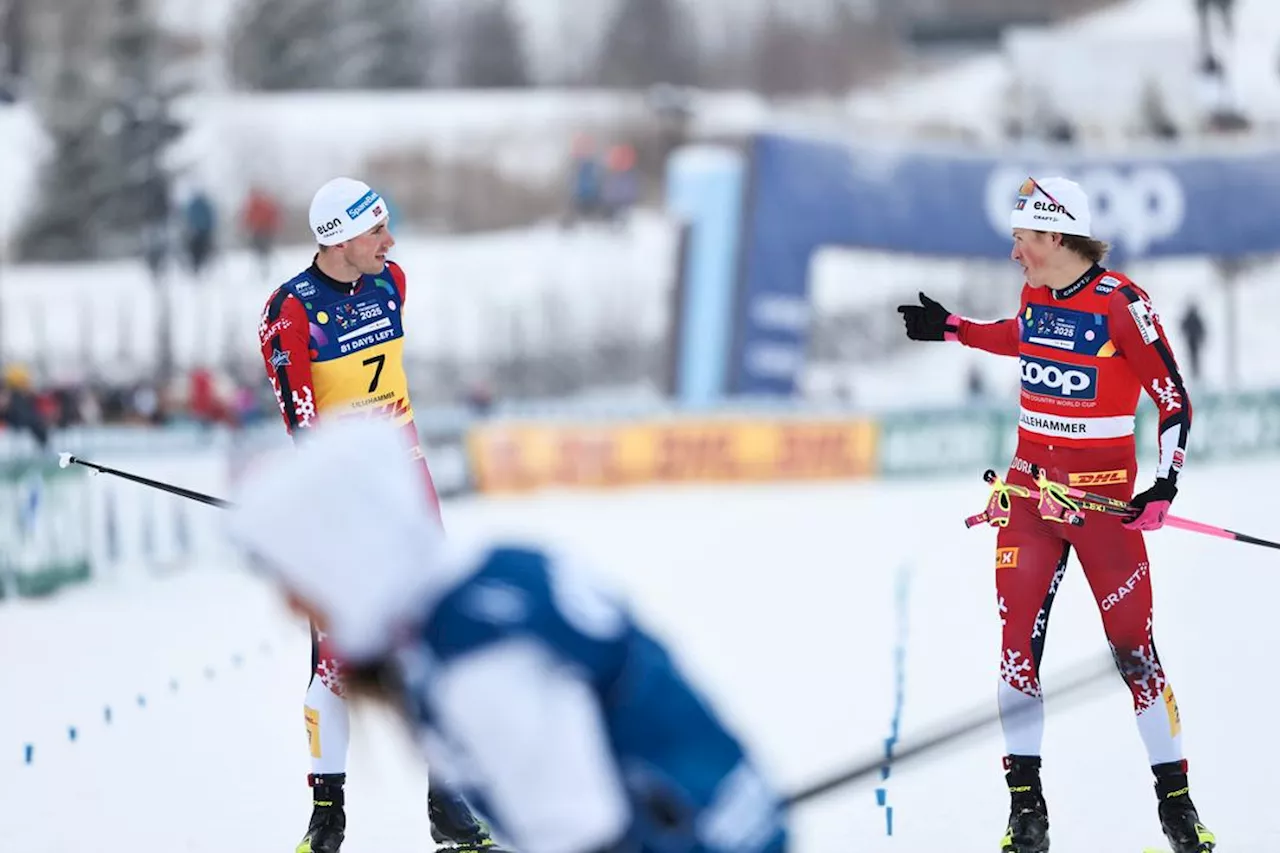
[955,263,1192,766]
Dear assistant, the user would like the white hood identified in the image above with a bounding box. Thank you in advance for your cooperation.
[226,419,449,663]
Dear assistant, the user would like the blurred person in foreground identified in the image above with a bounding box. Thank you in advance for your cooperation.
[257,177,497,853]
[226,418,788,853]
[898,177,1215,853]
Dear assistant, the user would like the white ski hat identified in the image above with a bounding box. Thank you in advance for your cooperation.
[308,177,389,246]
[1009,176,1092,238]
[226,418,449,663]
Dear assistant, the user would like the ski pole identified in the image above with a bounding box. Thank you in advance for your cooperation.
[784,653,1117,807]
[1160,515,1280,551]
[1024,465,1280,548]
[974,466,1280,551]
[58,452,230,509]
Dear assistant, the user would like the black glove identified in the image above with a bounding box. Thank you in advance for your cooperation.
[1122,477,1178,530]
[896,292,958,342]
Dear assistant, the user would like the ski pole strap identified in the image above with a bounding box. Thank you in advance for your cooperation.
[1033,468,1086,526]
[1029,465,1132,516]
[965,471,1031,529]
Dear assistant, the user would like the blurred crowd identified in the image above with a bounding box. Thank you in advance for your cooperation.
[566,134,642,227]
[0,364,279,446]
[146,183,284,281]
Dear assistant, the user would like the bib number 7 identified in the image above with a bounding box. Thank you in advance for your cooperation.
[362,354,386,393]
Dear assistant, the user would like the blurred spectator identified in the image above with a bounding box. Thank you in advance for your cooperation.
[602,144,640,227]
[241,185,282,280]
[187,368,231,426]
[465,379,495,417]
[1196,54,1250,132]
[233,382,265,425]
[0,365,48,447]
[75,386,103,426]
[1139,80,1180,140]
[1180,302,1207,380]
[142,179,173,281]
[568,133,603,224]
[183,189,217,276]
[967,364,987,402]
[133,383,163,425]
[1196,0,1235,63]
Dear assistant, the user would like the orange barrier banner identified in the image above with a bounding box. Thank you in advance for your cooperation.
[467,419,877,494]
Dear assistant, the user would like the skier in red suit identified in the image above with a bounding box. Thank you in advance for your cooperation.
[898,176,1215,853]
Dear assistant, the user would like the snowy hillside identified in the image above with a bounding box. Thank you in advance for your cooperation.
[845,0,1280,144]
[0,213,678,383]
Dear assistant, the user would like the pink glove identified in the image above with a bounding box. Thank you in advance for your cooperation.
[1122,501,1171,531]
[1122,478,1177,532]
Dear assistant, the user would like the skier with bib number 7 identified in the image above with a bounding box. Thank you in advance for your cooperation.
[257,177,502,853]
[896,177,1215,853]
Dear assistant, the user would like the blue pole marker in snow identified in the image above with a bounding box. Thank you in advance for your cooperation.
[878,565,912,835]
[18,640,277,766]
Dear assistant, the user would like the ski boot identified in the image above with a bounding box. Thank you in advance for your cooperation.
[1000,755,1049,853]
[429,787,508,852]
[1154,761,1216,853]
[297,773,346,853]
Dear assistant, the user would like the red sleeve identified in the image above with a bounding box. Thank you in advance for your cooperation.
[956,318,1021,357]
[386,260,407,303]
[1109,285,1192,483]
[259,289,317,436]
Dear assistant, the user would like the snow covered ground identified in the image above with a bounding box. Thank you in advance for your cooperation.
[3,463,1277,851]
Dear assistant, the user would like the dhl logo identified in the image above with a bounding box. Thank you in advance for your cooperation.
[1163,684,1182,737]
[1068,469,1127,486]
[996,547,1019,569]
[305,707,321,758]
[367,397,413,423]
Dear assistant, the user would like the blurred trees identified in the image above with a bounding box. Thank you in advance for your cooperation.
[17,0,185,262]
[455,0,530,88]
[223,0,901,94]
[596,0,701,88]
[228,0,433,90]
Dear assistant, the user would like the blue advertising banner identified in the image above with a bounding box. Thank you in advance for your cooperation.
[730,132,1280,396]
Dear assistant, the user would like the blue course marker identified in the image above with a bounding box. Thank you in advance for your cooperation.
[878,566,912,836]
